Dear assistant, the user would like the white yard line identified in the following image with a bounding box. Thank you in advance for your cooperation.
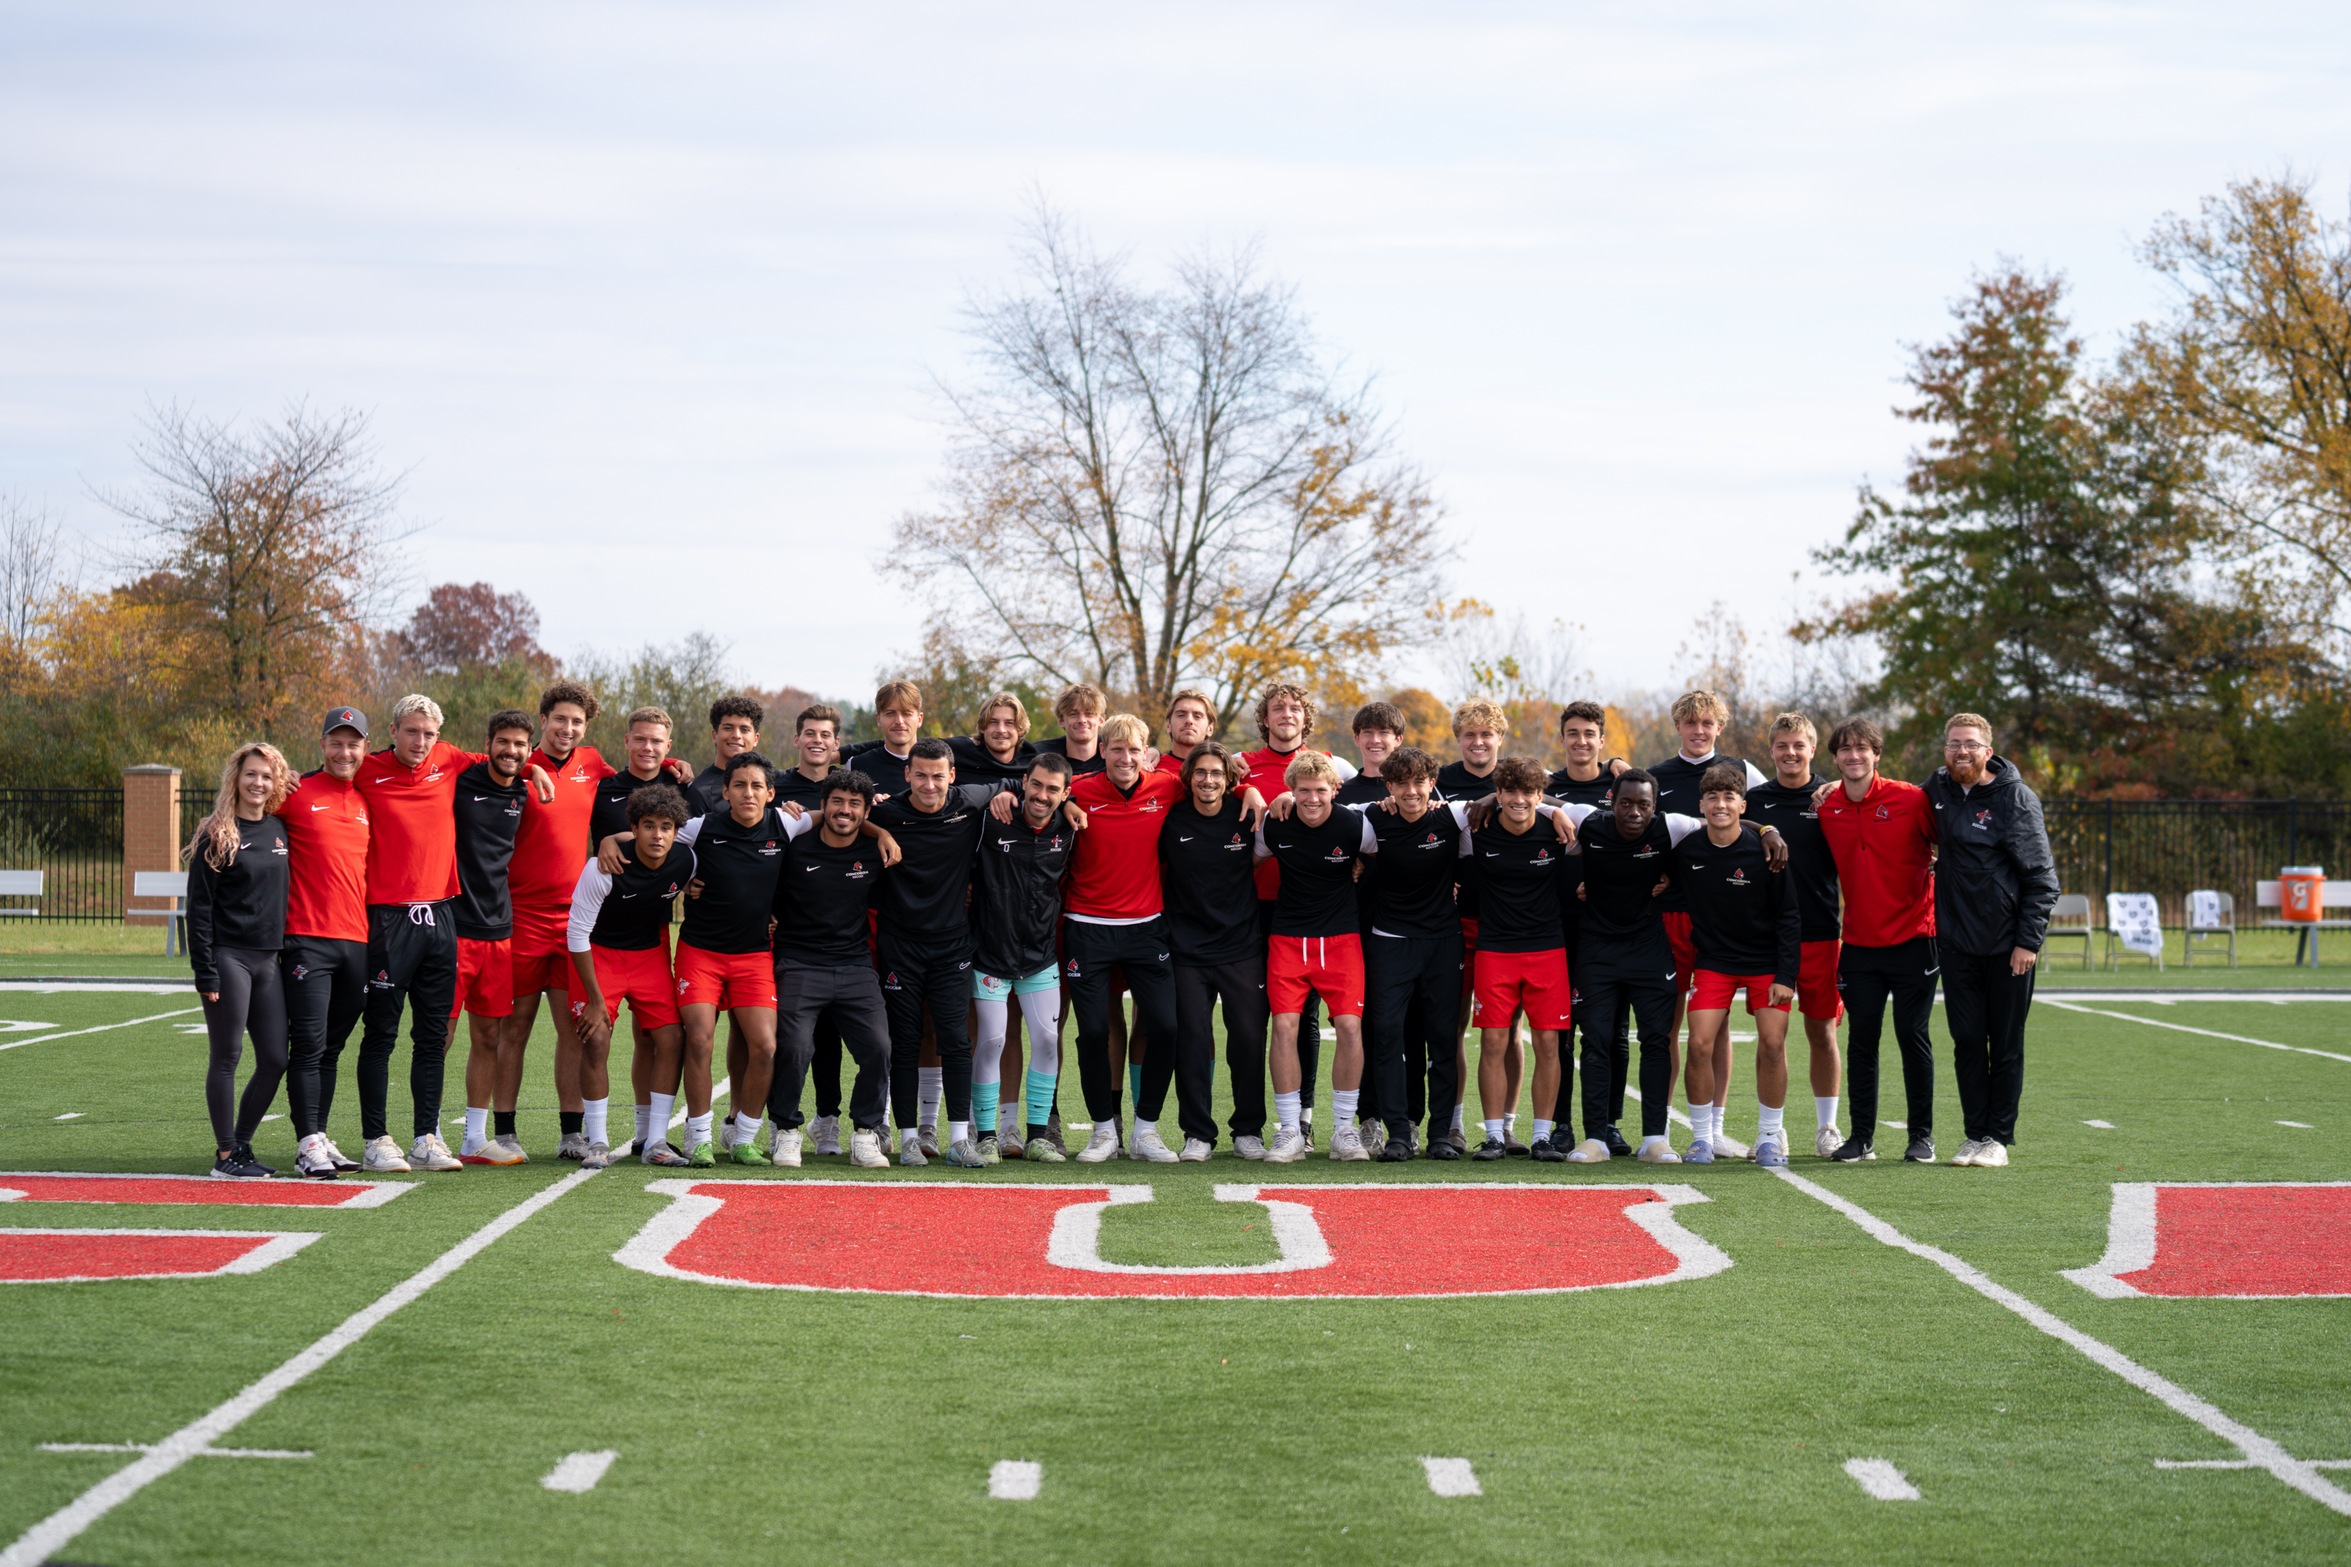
[2040,1000,2351,1065]
[0,1009,203,1054]
[1843,1458,1920,1500]
[542,1450,618,1493]
[1421,1457,1482,1497]
[0,1168,598,1567]
[988,1460,1042,1500]
[1770,1168,2351,1516]
[2084,1119,2115,1129]
[0,982,185,995]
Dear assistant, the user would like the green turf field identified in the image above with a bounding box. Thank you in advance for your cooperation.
[1,979,2346,1565]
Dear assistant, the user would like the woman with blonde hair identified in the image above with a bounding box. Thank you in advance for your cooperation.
[186,741,296,1178]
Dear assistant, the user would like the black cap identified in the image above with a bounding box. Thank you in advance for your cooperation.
[322,706,368,738]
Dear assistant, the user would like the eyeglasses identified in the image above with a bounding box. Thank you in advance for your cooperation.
[1944,740,1991,754]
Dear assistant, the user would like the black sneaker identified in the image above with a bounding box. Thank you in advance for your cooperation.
[1376,1137,1412,1163]
[1600,1125,1634,1159]
[1531,1135,1567,1163]
[235,1143,277,1176]
[1829,1137,1876,1163]
[1904,1134,1936,1164]
[1427,1136,1464,1161]
[210,1148,273,1179]
[1472,1136,1508,1162]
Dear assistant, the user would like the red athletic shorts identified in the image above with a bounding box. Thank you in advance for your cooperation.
[1267,933,1366,1017]
[1688,968,1791,1015]
[1797,938,1844,1020]
[575,942,679,1029]
[674,943,777,1011]
[450,937,513,1022]
[1457,916,1480,998]
[1473,947,1572,1030]
[1661,911,1696,995]
[508,945,573,1003]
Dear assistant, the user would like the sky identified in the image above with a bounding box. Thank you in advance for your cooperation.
[3,2,2347,702]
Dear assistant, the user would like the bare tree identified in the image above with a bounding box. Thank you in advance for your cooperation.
[890,205,1456,731]
[0,495,66,655]
[103,403,404,733]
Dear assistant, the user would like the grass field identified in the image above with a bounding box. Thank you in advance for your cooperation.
[0,973,2347,1565]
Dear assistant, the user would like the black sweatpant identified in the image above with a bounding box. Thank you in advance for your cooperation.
[201,946,288,1149]
[1174,955,1268,1145]
[809,1015,843,1119]
[281,934,367,1139]
[1364,930,1461,1140]
[1941,948,2033,1145]
[878,932,974,1129]
[1258,900,1319,1107]
[1841,937,1939,1146]
[1066,918,1180,1124]
[774,963,892,1131]
[358,901,459,1142]
[1574,945,1677,1139]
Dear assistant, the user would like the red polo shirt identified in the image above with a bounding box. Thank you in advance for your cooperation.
[1816,774,1938,948]
[1065,769,1184,920]
[354,741,486,906]
[277,769,370,942]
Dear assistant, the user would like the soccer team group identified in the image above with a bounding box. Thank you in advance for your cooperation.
[183,676,2062,1182]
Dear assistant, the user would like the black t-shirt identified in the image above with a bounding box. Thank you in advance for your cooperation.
[770,824,883,967]
[1669,824,1801,983]
[451,760,528,940]
[1034,736,1107,776]
[1357,801,1465,940]
[845,740,911,799]
[770,766,835,813]
[1574,809,1698,968]
[1436,760,1499,918]
[677,808,788,955]
[971,804,1080,979]
[1469,813,1578,953]
[1646,753,1760,914]
[869,783,1002,945]
[1745,776,1840,942]
[1158,797,1260,964]
[1256,808,1376,938]
[1546,767,1615,808]
[590,768,676,848]
[947,735,1039,786]
[1335,773,1390,807]
[187,814,289,986]
[686,759,782,818]
[584,844,697,952]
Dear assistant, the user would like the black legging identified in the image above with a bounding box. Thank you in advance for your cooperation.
[202,947,289,1150]
[282,936,367,1139]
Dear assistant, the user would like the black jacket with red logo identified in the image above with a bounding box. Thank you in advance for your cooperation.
[1924,756,2059,957]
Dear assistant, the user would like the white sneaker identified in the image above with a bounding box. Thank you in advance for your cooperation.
[770,1128,803,1168]
[1814,1125,1846,1159]
[810,1115,843,1156]
[1075,1122,1122,1163]
[719,1121,740,1151]
[410,1133,462,1172]
[1972,1139,2009,1168]
[1951,1137,1984,1167]
[1264,1128,1307,1164]
[320,1137,361,1172]
[493,1134,529,1164]
[1710,1129,1751,1160]
[579,1141,614,1170]
[1327,1126,1371,1161]
[1131,1125,1180,1163]
[362,1135,412,1173]
[1234,1135,1268,1161]
[1178,1138,1213,1162]
[295,1137,340,1179]
[918,1125,940,1159]
[849,1129,889,1169]
[899,1133,928,1168]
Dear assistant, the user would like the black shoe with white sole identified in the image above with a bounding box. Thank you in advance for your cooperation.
[1472,1136,1508,1162]
[1904,1134,1936,1163]
[1828,1137,1876,1163]
[210,1147,274,1179]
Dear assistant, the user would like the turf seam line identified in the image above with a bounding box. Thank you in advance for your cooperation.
[0,1008,204,1054]
[0,1167,600,1567]
[2039,1000,2351,1065]
[1768,1168,2351,1517]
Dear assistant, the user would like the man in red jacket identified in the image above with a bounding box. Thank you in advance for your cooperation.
[1814,717,1940,1164]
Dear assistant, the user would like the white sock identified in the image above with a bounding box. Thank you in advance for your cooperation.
[1000,1103,1019,1136]
[1687,1102,1710,1143]
[1275,1091,1302,1136]
[1816,1095,1840,1131]
[685,1112,712,1148]
[734,1111,763,1139]
[949,1120,970,1144]
[1504,1111,1518,1139]
[1714,1102,1732,1140]
[1332,1089,1359,1132]
[462,1106,488,1150]
[633,1103,652,1144]
[1450,1104,1466,1134]
[583,1098,609,1146]
[1534,1118,1554,1144]
[648,1093,675,1141]
[1759,1104,1786,1141]
[1483,1118,1504,1142]
[919,1066,942,1129]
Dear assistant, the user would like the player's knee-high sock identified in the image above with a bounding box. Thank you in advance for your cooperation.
[1022,992,1063,1136]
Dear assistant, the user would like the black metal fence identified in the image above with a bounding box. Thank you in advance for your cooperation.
[0,788,134,921]
[2043,799,2351,925]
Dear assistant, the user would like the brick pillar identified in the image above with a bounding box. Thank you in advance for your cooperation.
[123,764,182,924]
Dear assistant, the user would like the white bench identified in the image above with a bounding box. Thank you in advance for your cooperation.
[0,870,40,917]
[132,870,190,956]
[2254,879,2351,968]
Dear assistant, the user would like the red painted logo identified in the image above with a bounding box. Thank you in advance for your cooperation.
[0,1172,411,1208]
[0,1228,320,1282]
[2065,1182,2351,1299]
[617,1180,1728,1298]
